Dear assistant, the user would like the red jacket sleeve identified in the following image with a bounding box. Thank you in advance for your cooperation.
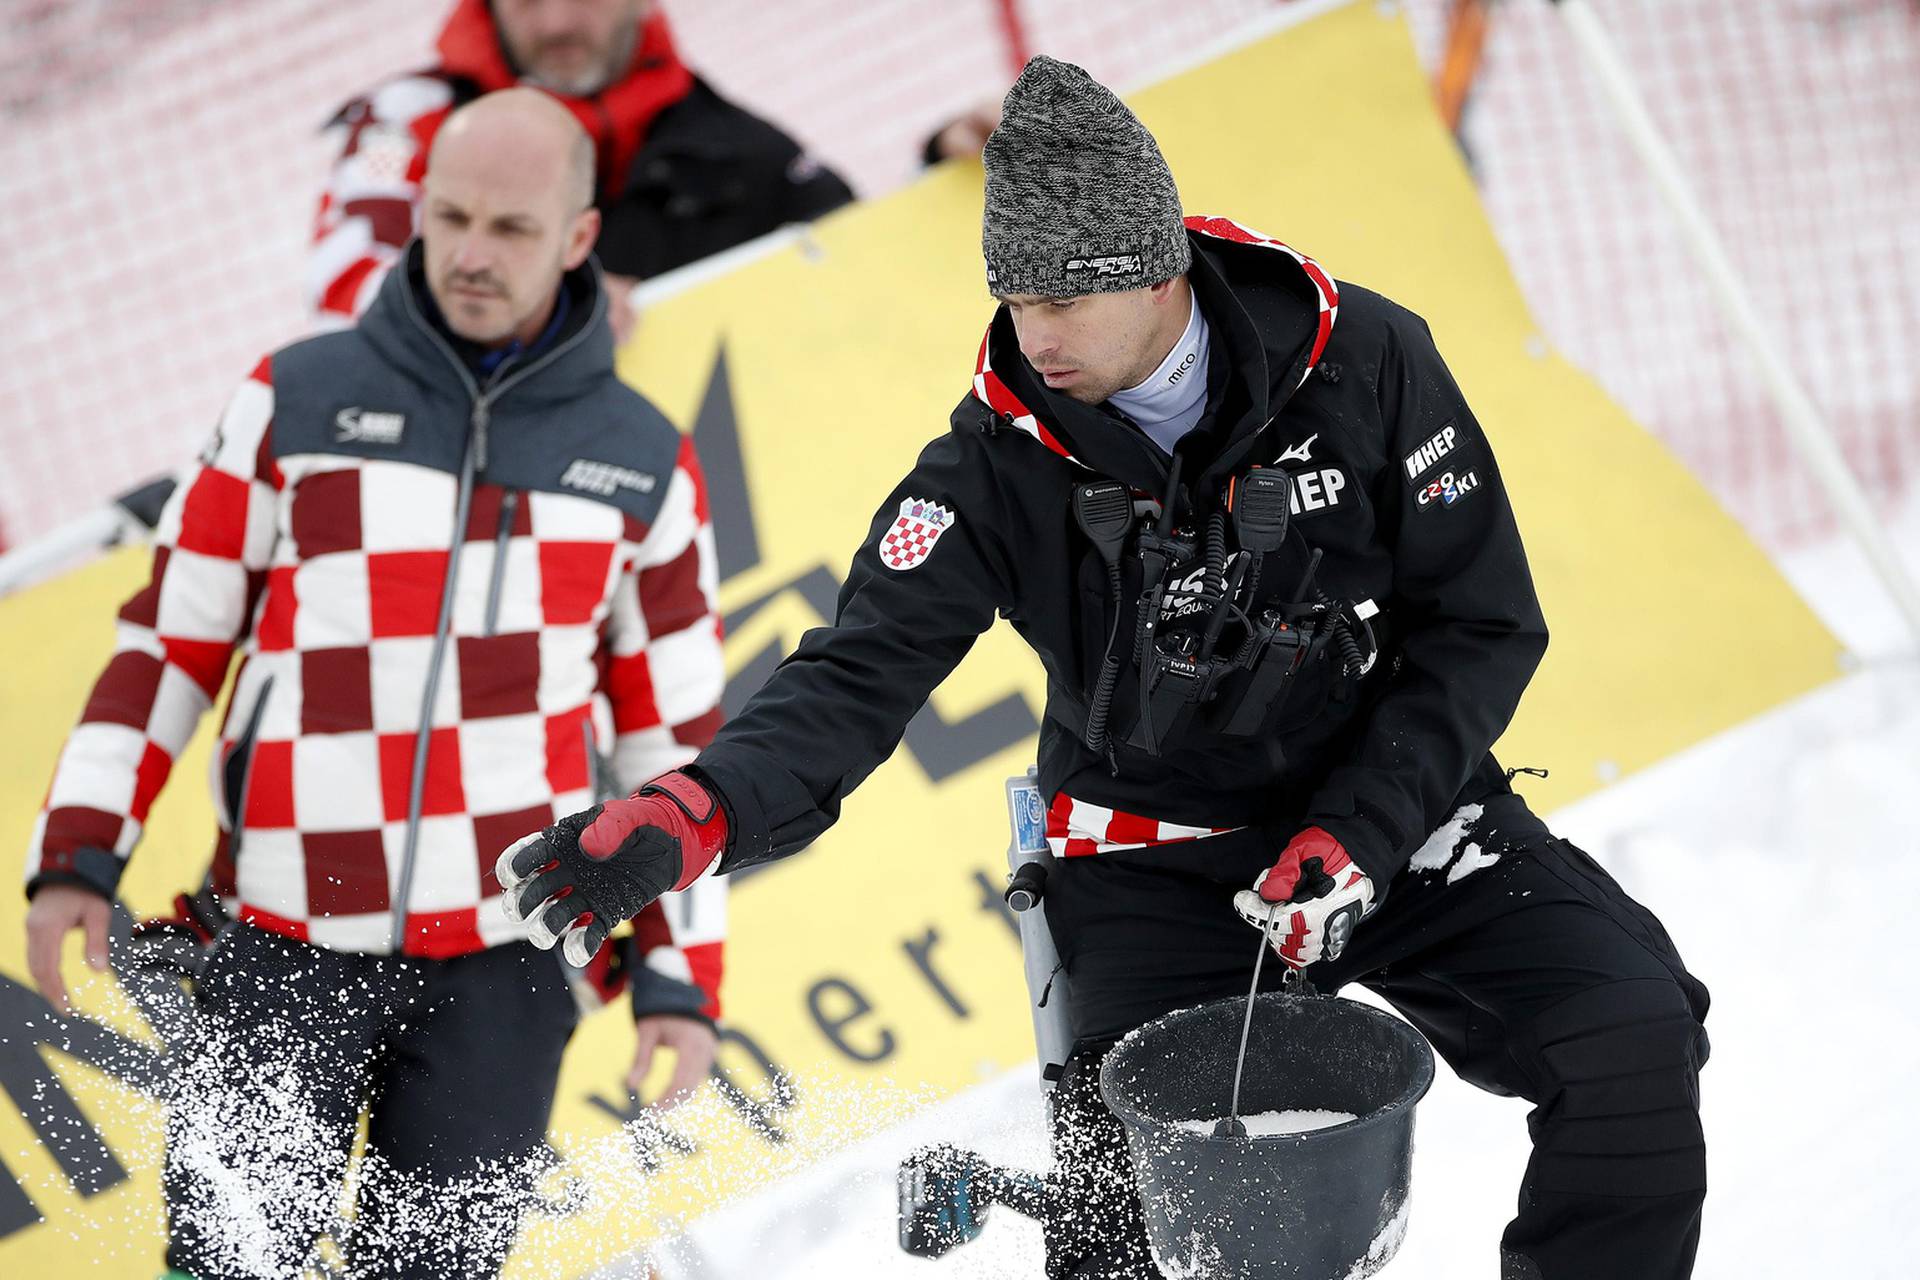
[27,360,282,898]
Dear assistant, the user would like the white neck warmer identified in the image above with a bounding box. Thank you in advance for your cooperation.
[1108,293,1210,455]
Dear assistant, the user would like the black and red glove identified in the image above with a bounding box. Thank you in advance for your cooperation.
[496,771,728,967]
[1232,827,1376,969]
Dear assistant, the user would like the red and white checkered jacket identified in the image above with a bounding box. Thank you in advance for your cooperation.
[29,260,727,1014]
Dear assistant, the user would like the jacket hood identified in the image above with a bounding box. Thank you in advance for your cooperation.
[968,215,1340,495]
[359,239,614,405]
[434,0,693,198]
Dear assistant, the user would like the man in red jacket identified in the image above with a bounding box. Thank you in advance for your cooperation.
[313,0,853,340]
[25,90,726,1279]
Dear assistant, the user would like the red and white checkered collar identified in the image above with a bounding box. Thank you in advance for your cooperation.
[970,323,1080,464]
[1182,215,1340,392]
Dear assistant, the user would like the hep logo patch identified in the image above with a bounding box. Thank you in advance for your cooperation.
[1415,469,1481,511]
[1402,423,1459,480]
[880,497,956,572]
[1287,466,1348,518]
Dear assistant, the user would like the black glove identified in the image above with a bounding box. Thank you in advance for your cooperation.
[496,771,728,967]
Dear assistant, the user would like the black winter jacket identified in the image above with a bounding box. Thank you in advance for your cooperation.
[695,219,1551,886]
[594,77,855,281]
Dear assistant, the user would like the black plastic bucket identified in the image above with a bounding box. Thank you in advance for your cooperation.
[1099,993,1435,1279]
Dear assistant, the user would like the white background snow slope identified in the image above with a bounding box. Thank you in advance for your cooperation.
[630,504,1920,1278]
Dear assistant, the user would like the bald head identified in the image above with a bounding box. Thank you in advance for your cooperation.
[419,88,602,348]
[430,87,595,213]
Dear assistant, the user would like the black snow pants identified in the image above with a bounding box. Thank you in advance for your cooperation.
[163,922,580,1280]
[1039,834,1711,1280]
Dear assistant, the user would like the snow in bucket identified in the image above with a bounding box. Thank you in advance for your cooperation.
[1101,992,1435,1279]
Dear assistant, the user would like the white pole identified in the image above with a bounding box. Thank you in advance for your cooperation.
[0,505,136,599]
[1554,0,1920,647]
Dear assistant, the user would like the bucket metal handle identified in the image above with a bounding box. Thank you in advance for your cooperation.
[1216,903,1278,1139]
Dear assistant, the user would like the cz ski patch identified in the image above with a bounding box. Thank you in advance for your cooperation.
[1415,468,1481,512]
[881,497,956,571]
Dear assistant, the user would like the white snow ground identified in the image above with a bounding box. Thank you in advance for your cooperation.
[637,502,1920,1280]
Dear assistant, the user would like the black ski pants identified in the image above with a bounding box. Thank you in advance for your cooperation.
[163,922,579,1280]
[1040,835,1711,1280]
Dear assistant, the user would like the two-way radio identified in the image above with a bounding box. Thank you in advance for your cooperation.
[1073,478,1136,759]
[1073,458,1374,760]
[1127,464,1318,753]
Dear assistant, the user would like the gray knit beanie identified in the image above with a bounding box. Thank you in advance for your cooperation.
[982,55,1191,297]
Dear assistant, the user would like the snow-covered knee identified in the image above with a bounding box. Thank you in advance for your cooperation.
[1520,977,1707,1199]
[1044,1050,1155,1280]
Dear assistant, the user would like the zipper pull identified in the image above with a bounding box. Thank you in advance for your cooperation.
[471,399,491,472]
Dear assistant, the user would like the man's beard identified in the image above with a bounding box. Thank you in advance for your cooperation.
[522,24,638,97]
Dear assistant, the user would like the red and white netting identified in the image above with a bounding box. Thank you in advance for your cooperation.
[1418,0,1920,549]
[2,0,1914,552]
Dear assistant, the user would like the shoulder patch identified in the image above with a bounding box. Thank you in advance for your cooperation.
[880,498,956,572]
[560,458,657,498]
[1403,422,1460,481]
[334,406,406,445]
[1414,468,1482,512]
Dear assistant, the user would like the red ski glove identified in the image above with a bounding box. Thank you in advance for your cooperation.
[496,771,728,967]
[1233,827,1375,969]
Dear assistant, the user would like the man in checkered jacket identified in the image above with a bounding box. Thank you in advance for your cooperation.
[22,90,724,1277]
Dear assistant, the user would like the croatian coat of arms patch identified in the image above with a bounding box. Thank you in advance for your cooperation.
[879,497,956,572]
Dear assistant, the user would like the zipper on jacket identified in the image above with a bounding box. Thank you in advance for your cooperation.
[390,417,481,951]
[388,276,609,951]
[471,397,492,473]
[482,488,518,637]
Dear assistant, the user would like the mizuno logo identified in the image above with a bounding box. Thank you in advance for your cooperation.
[1277,433,1319,465]
[1064,254,1143,278]
[334,407,406,445]
[560,459,657,497]
[1403,423,1459,481]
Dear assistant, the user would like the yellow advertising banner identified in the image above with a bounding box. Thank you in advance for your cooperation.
[0,3,1835,1275]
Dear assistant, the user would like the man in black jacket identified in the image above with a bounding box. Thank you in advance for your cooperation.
[496,58,1711,1280]
[313,0,854,338]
